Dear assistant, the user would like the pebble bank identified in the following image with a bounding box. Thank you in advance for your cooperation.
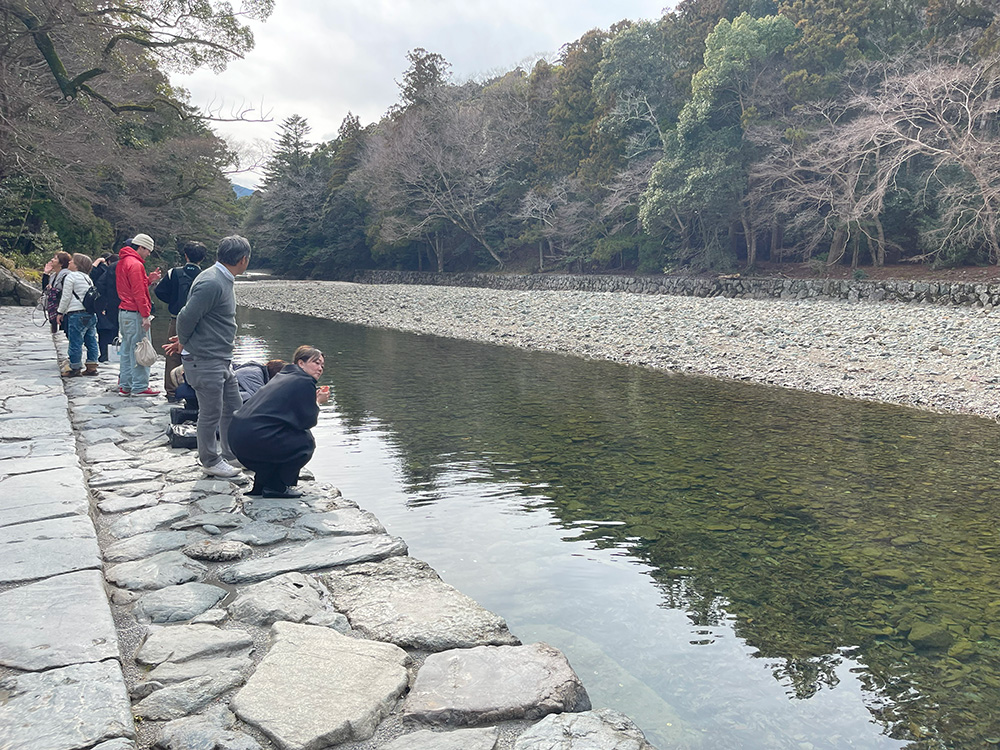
[238,279,1000,422]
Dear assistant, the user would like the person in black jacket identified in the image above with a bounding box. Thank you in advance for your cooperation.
[93,251,121,362]
[228,346,330,498]
[155,241,206,400]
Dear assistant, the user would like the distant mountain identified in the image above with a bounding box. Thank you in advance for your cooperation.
[232,184,254,198]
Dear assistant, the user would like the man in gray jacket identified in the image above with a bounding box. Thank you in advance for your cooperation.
[168,236,251,478]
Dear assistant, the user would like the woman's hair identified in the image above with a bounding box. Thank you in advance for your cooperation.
[266,359,285,379]
[72,253,93,274]
[56,251,71,269]
[292,346,323,365]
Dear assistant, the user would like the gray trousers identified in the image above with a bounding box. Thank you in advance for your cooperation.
[181,354,241,468]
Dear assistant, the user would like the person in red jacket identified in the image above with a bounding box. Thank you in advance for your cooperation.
[116,233,162,396]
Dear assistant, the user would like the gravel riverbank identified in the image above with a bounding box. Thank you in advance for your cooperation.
[237,280,1000,423]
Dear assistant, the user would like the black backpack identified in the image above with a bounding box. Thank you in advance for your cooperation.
[176,264,200,306]
[74,281,102,314]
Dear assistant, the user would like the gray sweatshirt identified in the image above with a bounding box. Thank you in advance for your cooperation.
[176,263,236,359]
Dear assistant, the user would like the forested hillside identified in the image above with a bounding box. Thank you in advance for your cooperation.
[6,0,1000,278]
[247,0,1000,277]
[0,0,273,269]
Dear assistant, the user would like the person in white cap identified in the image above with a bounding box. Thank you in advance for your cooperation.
[115,233,161,396]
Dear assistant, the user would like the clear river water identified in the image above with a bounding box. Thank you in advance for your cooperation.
[214,304,1000,750]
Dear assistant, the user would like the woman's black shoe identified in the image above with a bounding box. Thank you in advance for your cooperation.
[262,487,303,499]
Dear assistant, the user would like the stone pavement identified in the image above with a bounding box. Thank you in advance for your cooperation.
[0,307,656,750]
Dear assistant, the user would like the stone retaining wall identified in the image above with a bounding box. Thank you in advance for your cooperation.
[349,270,1000,307]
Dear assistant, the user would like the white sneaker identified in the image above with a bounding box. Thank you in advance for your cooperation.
[203,460,242,479]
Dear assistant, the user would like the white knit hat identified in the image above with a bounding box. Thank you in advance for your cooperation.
[132,233,155,251]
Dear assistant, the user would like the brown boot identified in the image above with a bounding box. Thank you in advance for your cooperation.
[84,362,99,376]
[62,367,81,378]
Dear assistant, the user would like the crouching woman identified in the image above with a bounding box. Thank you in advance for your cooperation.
[56,253,100,377]
[229,346,329,498]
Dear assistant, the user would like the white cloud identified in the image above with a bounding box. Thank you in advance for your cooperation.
[173,0,667,186]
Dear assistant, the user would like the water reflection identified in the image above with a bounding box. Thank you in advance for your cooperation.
[231,305,1000,749]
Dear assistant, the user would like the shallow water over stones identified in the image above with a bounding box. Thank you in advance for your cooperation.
[229,305,1000,750]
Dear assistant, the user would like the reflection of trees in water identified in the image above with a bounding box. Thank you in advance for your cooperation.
[240,306,1000,749]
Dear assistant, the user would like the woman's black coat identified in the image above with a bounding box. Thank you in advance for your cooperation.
[228,364,319,466]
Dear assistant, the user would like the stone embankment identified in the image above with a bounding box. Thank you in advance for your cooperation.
[0,307,654,750]
[238,279,1000,422]
[350,269,1000,307]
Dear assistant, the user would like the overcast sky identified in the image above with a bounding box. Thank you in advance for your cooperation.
[171,0,667,187]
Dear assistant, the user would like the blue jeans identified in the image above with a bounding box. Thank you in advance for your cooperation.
[118,310,149,392]
[181,354,241,468]
[66,313,98,369]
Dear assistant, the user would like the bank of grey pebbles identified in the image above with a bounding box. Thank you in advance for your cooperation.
[238,280,1000,422]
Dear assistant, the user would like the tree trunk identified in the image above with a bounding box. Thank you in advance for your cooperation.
[827,226,848,266]
[770,222,783,263]
[873,217,886,266]
[539,241,544,271]
[741,215,757,268]
[433,232,444,273]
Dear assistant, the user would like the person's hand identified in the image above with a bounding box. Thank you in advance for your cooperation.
[316,385,330,405]
[162,335,181,356]
[148,268,162,284]
[141,316,152,331]
[44,260,56,274]
[56,313,63,326]
[93,258,105,267]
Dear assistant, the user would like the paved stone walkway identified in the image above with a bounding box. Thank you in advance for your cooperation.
[0,307,655,750]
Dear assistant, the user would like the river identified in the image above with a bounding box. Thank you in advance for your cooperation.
[205,304,1000,749]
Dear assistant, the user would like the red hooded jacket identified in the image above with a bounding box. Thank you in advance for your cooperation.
[116,246,153,317]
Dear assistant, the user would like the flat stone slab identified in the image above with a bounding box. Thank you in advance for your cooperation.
[293,508,385,536]
[104,530,199,562]
[183,538,252,561]
[133,670,247,720]
[323,556,518,651]
[83,443,134,463]
[78,427,129,445]
[98,493,159,514]
[0,570,119,670]
[513,709,656,749]
[0,661,134,750]
[155,706,263,750]
[0,453,67,476]
[228,573,347,629]
[108,504,190,538]
[137,624,254,666]
[0,416,72,440]
[135,582,228,623]
[146,655,254,686]
[232,622,409,749]
[242,497,310,522]
[172,512,247,530]
[223,520,292,546]
[405,643,591,726]
[0,515,101,584]
[382,728,499,750]
[218,534,407,584]
[0,466,89,528]
[105,550,208,591]
[90,467,164,488]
